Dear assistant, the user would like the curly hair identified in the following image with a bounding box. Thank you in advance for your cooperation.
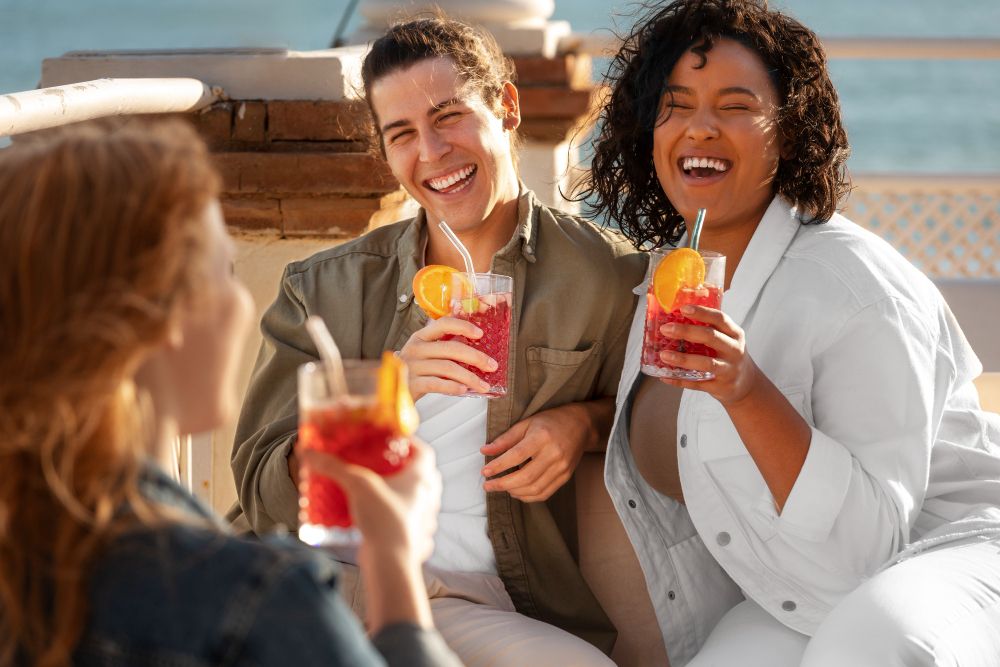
[577,0,851,248]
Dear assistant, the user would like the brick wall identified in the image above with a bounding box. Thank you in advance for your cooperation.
[173,53,598,238]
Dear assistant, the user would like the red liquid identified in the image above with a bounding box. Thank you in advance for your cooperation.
[297,403,412,528]
[642,284,723,375]
[442,293,512,397]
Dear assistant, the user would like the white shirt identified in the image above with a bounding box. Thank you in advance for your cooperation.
[416,392,496,574]
[606,196,1000,656]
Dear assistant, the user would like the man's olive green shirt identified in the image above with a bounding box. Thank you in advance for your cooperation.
[230,189,646,653]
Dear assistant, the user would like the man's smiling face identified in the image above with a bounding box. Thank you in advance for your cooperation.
[371,56,520,236]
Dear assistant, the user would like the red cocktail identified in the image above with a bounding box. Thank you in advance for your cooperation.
[443,272,513,398]
[296,357,416,546]
[641,249,725,381]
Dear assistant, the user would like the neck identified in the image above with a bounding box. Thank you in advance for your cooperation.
[425,189,521,273]
[696,198,773,289]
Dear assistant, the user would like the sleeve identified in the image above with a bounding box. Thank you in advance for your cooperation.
[231,265,318,533]
[773,295,948,576]
[241,552,461,667]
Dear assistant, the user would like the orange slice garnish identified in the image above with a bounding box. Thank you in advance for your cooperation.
[652,248,706,311]
[412,264,457,319]
[377,351,419,436]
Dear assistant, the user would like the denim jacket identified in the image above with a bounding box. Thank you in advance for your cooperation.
[74,466,459,667]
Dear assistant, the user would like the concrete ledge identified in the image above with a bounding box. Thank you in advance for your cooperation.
[41,47,368,101]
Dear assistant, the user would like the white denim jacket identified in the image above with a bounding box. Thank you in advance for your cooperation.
[605,196,1000,661]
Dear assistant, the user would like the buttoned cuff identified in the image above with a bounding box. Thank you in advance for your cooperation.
[261,435,301,530]
[776,427,853,542]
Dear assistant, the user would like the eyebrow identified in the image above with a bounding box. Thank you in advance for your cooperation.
[380,97,462,134]
[664,85,761,100]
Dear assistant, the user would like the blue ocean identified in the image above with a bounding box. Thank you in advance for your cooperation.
[2,0,998,173]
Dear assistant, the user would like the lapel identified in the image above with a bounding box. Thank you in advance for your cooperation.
[722,196,802,328]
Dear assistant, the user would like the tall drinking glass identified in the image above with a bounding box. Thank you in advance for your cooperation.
[443,272,513,398]
[641,249,725,381]
[296,360,413,547]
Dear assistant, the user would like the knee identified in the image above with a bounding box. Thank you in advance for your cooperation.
[801,581,935,667]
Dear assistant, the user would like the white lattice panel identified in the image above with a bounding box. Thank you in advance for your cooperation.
[845,175,1000,279]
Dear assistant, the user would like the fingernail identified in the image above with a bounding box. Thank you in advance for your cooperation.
[480,381,491,392]
[488,359,498,371]
[661,324,677,335]
[474,327,484,338]
[680,305,695,315]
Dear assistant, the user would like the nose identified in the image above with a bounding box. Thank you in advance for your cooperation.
[685,107,720,142]
[418,128,451,163]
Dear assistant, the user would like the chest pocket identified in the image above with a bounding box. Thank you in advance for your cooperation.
[523,343,601,417]
[694,389,810,541]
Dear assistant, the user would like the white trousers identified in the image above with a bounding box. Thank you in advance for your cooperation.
[689,537,1000,667]
[338,563,615,667]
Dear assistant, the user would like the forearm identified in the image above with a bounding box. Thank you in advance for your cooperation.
[725,365,811,512]
[360,550,433,632]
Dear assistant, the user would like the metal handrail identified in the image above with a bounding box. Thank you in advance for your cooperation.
[0,77,223,138]
[559,34,1000,60]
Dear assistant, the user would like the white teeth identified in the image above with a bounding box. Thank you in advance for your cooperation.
[682,157,729,173]
[428,165,475,191]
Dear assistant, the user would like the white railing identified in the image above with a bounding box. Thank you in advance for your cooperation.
[0,77,222,137]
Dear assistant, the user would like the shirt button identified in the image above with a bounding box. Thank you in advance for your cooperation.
[782,601,797,612]
[716,532,731,546]
[398,294,408,303]
[627,499,637,508]
[679,434,687,448]
[667,591,676,600]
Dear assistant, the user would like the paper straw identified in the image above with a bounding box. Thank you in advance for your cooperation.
[689,208,707,250]
[438,220,478,295]
[305,315,347,396]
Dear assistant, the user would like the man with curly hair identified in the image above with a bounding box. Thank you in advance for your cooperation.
[579,0,1000,665]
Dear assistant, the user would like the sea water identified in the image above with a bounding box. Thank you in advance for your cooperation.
[1,0,998,172]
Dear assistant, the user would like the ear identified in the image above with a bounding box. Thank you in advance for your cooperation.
[500,81,521,131]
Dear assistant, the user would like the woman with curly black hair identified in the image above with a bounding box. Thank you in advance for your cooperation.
[581,1,1000,665]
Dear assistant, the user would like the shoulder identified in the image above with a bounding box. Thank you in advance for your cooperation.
[285,217,415,279]
[537,203,647,280]
[85,522,345,662]
[782,212,940,313]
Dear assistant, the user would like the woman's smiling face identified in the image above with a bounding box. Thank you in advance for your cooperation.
[653,37,784,235]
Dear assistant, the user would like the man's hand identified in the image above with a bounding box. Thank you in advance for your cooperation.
[398,317,498,400]
[480,399,614,502]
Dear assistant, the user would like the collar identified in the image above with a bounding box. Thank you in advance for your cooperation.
[632,196,801,323]
[723,195,802,327]
[490,183,539,265]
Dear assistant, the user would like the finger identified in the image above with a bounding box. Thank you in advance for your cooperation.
[480,421,529,457]
[658,348,721,374]
[679,305,742,339]
[409,358,492,392]
[483,460,543,493]
[298,449,381,495]
[482,438,538,477]
[659,320,729,347]
[407,340,498,374]
[507,465,567,500]
[413,316,484,342]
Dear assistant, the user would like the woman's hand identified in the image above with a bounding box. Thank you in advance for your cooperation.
[298,441,441,631]
[297,440,441,564]
[657,304,762,405]
[398,317,498,400]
